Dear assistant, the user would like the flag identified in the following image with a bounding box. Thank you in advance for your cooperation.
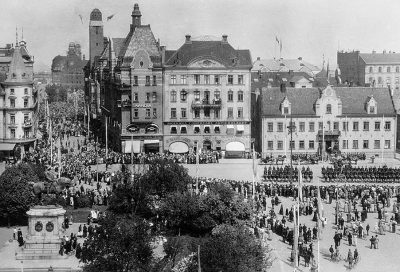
[298,168,303,201]
[107,14,115,21]
[275,36,280,44]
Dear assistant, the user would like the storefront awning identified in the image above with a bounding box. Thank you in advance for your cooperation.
[226,141,245,152]
[144,140,160,144]
[236,125,245,131]
[169,141,189,153]
[0,143,15,151]
[123,140,141,153]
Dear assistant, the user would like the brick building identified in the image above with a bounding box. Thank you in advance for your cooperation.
[163,35,252,157]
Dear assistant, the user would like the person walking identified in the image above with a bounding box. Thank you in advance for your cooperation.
[347,249,354,268]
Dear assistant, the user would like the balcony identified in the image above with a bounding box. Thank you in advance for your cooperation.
[8,123,17,128]
[23,120,33,128]
[191,99,222,109]
[317,129,341,137]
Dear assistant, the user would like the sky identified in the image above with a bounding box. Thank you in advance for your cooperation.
[2,0,400,72]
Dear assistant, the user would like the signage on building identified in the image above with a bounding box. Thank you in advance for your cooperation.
[126,124,139,133]
[132,104,152,108]
[166,137,192,144]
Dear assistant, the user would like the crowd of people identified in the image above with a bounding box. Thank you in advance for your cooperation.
[263,166,314,182]
[322,165,400,183]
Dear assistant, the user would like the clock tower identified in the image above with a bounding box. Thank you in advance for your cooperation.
[89,8,104,66]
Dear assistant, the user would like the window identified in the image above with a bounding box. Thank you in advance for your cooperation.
[238,91,244,102]
[24,99,28,108]
[289,141,295,149]
[326,104,332,114]
[369,67,373,73]
[204,126,210,134]
[171,108,177,119]
[385,140,390,149]
[369,77,374,83]
[309,122,315,132]
[267,122,273,132]
[194,90,200,101]
[170,91,177,102]
[180,75,187,84]
[374,140,380,149]
[180,90,187,102]
[309,140,314,149]
[283,107,289,114]
[319,122,323,130]
[204,108,210,118]
[194,109,200,118]
[342,140,348,149]
[238,75,244,85]
[9,98,15,108]
[10,129,15,138]
[228,90,233,102]
[204,75,210,84]
[204,90,210,103]
[353,121,359,131]
[145,76,150,85]
[299,140,305,149]
[227,107,233,118]
[10,114,15,124]
[396,77,399,84]
[267,141,273,150]
[397,67,400,73]
[194,74,200,84]
[133,108,139,118]
[387,67,391,73]
[369,106,375,114]
[170,75,176,84]
[214,109,220,119]
[145,108,151,118]
[363,140,369,149]
[152,75,157,86]
[334,122,339,130]
[194,126,200,134]
[353,140,358,149]
[214,90,221,100]
[24,88,28,95]
[277,141,283,150]
[133,76,138,85]
[385,121,391,130]
[133,92,139,102]
[228,75,233,84]
[170,126,177,134]
[10,89,14,95]
[181,108,187,118]
[214,126,220,134]
[374,121,380,131]
[363,121,369,131]
[152,92,157,102]
[237,107,243,118]
[299,122,305,132]
[145,92,150,102]
[278,122,283,132]
[153,108,157,118]
[23,114,28,122]
[378,67,382,73]
[387,77,391,84]
[180,126,187,134]
[214,75,220,84]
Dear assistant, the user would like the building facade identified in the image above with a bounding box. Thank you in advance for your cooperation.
[0,42,37,154]
[258,86,397,158]
[163,35,252,156]
[337,50,400,88]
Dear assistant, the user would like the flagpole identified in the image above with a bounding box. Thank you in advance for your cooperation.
[196,142,199,195]
[58,136,61,178]
[198,245,201,272]
[381,115,384,163]
[50,121,53,167]
[284,115,287,158]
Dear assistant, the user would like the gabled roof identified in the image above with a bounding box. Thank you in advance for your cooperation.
[4,46,33,84]
[252,59,320,74]
[118,25,161,67]
[259,86,396,117]
[164,40,252,68]
[289,75,310,83]
[359,53,400,64]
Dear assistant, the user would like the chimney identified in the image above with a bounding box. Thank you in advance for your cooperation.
[185,34,191,44]
[222,34,228,43]
[257,57,260,61]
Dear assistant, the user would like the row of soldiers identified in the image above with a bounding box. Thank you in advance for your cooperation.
[263,166,314,182]
[322,165,400,183]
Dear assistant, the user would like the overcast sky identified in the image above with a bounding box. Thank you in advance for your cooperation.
[2,0,400,72]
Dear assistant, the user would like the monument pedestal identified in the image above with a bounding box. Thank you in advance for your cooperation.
[16,205,66,260]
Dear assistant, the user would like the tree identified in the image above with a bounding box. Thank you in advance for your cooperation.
[81,214,154,272]
[0,164,38,225]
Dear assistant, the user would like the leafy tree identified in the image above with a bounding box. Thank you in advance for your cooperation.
[0,164,38,225]
[81,214,154,272]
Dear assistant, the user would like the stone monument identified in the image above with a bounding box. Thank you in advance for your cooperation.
[16,205,66,260]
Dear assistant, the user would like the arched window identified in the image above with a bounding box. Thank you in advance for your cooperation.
[145,124,159,134]
[369,67,373,73]
[326,104,332,114]
[387,67,391,73]
[180,90,187,102]
[238,90,244,102]
[228,90,233,102]
[214,90,220,100]
[170,90,176,102]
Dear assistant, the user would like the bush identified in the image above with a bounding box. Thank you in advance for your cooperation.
[76,195,92,208]
[41,194,66,207]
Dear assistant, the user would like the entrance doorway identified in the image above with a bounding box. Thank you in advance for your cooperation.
[203,140,212,150]
[326,140,332,153]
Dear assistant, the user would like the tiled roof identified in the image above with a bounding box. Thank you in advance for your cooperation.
[392,88,400,113]
[118,25,161,67]
[4,46,33,84]
[164,40,252,68]
[359,53,400,64]
[112,38,125,57]
[259,86,395,117]
[252,59,320,74]
[251,71,313,87]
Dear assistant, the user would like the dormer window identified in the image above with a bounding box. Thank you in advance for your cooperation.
[326,104,332,114]
[281,96,291,115]
[283,107,289,114]
[369,106,375,114]
[366,96,377,114]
